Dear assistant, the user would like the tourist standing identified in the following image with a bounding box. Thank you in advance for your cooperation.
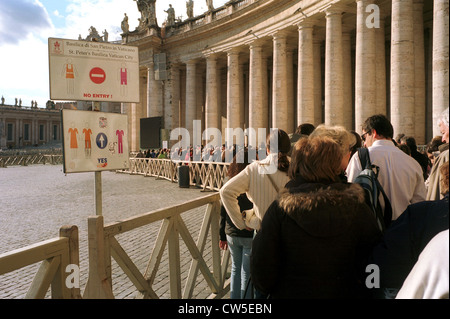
[219,150,254,299]
[251,136,381,298]
[220,129,291,232]
[346,114,426,221]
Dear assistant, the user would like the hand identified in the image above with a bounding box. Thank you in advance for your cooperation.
[219,240,228,250]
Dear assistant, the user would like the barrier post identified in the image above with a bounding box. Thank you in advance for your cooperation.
[83,215,114,299]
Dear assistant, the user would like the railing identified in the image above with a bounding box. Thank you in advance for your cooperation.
[83,193,229,299]
[0,194,227,299]
[0,154,63,167]
[0,158,230,299]
[121,158,230,192]
[0,226,81,299]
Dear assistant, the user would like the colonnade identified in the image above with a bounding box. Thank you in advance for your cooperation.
[0,115,60,149]
[129,0,448,151]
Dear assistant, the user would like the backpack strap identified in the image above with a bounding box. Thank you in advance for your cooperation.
[259,163,280,193]
[357,147,371,169]
[358,147,393,229]
[377,179,393,228]
[267,173,280,193]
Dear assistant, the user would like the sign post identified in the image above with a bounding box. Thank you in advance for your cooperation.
[51,37,139,217]
[61,109,129,215]
[95,171,102,216]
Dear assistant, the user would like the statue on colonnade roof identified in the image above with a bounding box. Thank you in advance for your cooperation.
[134,0,158,29]
[206,0,214,11]
[186,0,194,19]
[85,26,103,41]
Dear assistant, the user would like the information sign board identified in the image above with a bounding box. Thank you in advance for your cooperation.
[48,38,139,103]
[61,109,129,173]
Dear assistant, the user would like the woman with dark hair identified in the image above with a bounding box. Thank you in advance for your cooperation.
[219,150,254,299]
[250,136,382,299]
[220,129,291,232]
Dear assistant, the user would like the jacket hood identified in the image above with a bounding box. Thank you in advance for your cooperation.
[278,182,366,237]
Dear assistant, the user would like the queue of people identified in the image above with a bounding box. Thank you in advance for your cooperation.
[219,108,449,299]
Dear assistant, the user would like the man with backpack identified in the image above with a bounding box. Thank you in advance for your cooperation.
[346,114,426,221]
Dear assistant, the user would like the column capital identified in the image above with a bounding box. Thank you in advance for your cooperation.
[225,47,244,55]
[322,4,346,16]
[183,58,199,66]
[296,20,315,30]
[248,38,267,49]
[204,52,220,60]
[270,29,290,40]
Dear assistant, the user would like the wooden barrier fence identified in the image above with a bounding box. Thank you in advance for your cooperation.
[0,194,228,299]
[0,154,63,167]
[121,158,230,191]
[0,226,81,299]
[83,192,229,299]
[0,157,230,299]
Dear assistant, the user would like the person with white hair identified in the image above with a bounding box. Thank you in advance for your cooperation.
[426,107,449,200]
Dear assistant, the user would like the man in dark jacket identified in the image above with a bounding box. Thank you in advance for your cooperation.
[371,161,449,299]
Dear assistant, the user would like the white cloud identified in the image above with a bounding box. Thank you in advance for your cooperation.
[0,34,50,107]
[53,9,63,18]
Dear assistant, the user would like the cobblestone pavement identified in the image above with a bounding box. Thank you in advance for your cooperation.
[0,164,229,299]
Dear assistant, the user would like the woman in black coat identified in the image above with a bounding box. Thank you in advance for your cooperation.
[250,136,382,299]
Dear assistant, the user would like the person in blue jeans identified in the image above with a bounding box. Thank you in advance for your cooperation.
[219,149,254,299]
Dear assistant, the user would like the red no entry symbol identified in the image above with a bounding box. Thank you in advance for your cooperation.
[89,67,106,84]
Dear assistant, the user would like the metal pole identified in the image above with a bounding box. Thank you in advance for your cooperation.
[95,171,102,216]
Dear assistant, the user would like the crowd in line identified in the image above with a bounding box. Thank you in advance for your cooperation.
[218,109,449,299]
[135,144,267,163]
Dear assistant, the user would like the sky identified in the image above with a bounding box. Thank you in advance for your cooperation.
[0,0,227,108]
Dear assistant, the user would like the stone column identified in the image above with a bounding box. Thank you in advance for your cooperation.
[286,49,295,134]
[432,0,449,137]
[355,0,377,133]
[130,102,141,152]
[31,119,36,145]
[0,118,6,149]
[171,66,181,130]
[324,7,344,126]
[226,48,242,133]
[342,30,353,131]
[297,22,315,126]
[313,37,323,126]
[413,0,426,144]
[205,55,220,132]
[164,65,181,134]
[15,119,20,146]
[391,0,415,137]
[249,41,268,147]
[196,66,205,133]
[147,62,163,118]
[47,120,51,143]
[272,31,289,132]
[375,13,387,115]
[239,62,246,130]
[185,60,197,140]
